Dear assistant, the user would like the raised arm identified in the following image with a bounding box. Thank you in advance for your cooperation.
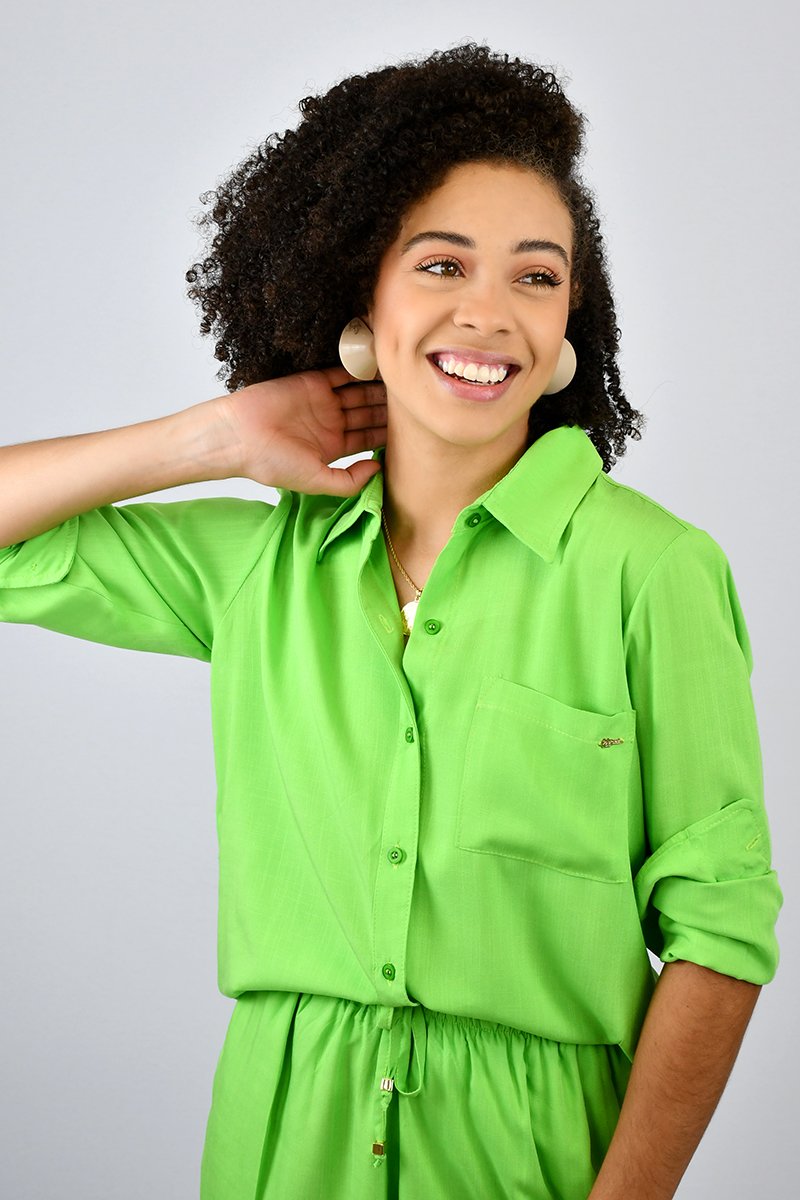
[0,368,387,548]
[0,397,236,549]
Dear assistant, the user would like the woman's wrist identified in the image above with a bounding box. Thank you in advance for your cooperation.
[169,394,245,483]
[0,396,242,548]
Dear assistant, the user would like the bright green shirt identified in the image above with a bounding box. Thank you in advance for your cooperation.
[0,423,782,1061]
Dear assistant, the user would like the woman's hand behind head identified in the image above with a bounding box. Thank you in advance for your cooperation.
[219,368,387,495]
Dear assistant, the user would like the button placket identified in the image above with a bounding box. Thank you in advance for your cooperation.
[356,526,422,1011]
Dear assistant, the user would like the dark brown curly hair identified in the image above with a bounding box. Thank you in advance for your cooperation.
[185,42,646,472]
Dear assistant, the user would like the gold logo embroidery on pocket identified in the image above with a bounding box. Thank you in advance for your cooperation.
[598,737,625,748]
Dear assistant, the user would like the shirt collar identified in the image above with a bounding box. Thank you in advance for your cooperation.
[315,423,603,565]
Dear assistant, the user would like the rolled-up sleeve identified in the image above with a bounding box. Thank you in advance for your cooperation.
[0,496,280,661]
[625,525,783,984]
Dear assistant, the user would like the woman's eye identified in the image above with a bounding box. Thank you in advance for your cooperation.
[416,257,461,279]
[415,257,562,288]
[524,269,562,288]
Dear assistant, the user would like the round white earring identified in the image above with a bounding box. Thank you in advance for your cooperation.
[542,338,577,395]
[338,317,380,380]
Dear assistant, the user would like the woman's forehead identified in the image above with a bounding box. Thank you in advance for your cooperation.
[393,162,574,257]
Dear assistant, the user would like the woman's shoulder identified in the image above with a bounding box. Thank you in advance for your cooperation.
[580,471,734,607]
[593,470,695,534]
[588,470,727,553]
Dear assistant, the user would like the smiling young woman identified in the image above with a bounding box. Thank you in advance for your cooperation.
[361,159,578,605]
[0,41,782,1200]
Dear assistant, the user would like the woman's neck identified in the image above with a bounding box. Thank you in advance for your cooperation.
[380,421,528,552]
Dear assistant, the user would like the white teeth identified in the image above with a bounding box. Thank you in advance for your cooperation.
[434,356,510,384]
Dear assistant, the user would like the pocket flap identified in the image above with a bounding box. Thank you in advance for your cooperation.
[455,675,636,883]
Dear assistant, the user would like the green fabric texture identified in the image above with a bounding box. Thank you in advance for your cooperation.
[0,422,783,1193]
[198,991,633,1198]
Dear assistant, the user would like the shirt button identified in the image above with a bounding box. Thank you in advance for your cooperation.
[387,846,406,865]
[465,512,482,527]
[382,962,396,981]
[405,727,415,743]
[424,619,442,635]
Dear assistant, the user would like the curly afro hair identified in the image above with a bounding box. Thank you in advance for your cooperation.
[185,42,645,472]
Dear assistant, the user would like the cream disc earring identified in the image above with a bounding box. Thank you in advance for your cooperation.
[338,317,381,380]
[541,338,577,395]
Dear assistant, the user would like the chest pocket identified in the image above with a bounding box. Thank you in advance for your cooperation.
[455,675,636,884]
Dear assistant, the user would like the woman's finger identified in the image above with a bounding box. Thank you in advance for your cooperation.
[323,365,374,387]
[341,401,388,431]
[342,426,388,455]
[338,382,387,409]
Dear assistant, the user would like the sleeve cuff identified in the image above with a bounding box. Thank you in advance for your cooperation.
[0,516,79,589]
[633,795,784,984]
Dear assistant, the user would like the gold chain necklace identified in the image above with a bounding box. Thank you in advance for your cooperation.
[381,506,422,637]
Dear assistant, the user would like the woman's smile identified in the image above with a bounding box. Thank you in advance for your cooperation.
[426,352,520,402]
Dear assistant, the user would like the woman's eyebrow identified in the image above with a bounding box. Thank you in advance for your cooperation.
[400,230,571,270]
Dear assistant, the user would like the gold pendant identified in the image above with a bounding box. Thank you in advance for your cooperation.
[401,598,418,634]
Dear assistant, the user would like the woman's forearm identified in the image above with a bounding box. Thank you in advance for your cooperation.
[589,959,762,1199]
[0,395,238,547]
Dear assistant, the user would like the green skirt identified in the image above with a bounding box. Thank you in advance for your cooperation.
[199,991,632,1199]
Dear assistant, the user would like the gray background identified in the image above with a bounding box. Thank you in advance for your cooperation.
[1,1,796,1196]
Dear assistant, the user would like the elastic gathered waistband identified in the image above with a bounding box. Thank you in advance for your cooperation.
[200,990,634,1195]
[327,992,602,1046]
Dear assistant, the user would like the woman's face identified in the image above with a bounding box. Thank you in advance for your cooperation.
[365,160,574,454]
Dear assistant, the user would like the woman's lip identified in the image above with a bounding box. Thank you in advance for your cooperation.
[426,355,519,401]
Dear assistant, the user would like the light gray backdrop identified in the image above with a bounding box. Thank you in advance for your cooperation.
[1,1,796,1196]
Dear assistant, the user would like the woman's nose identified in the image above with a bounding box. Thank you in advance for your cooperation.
[451,279,514,336]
